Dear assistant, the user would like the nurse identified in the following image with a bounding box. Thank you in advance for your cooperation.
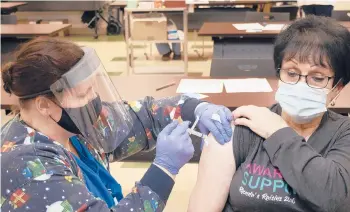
[0,37,232,211]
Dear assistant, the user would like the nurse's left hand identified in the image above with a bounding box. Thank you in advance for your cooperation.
[232,105,288,139]
[195,103,233,144]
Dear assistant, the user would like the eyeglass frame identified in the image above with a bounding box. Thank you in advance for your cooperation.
[277,68,335,89]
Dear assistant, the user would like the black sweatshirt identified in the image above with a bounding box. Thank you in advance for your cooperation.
[224,104,350,212]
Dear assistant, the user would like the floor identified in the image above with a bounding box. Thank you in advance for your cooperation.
[1,33,215,212]
[66,34,214,77]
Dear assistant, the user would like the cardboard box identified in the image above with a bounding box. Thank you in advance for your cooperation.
[164,0,186,8]
[130,13,167,41]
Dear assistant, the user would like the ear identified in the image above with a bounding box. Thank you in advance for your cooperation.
[35,97,61,119]
[327,81,344,106]
[334,82,344,93]
[35,96,51,117]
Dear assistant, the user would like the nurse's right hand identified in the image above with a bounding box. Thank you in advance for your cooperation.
[154,121,194,175]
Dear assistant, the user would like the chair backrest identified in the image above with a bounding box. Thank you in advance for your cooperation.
[210,40,276,77]
[245,12,290,22]
[332,10,350,21]
[271,5,299,20]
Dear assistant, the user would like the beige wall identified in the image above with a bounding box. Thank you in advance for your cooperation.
[334,1,350,10]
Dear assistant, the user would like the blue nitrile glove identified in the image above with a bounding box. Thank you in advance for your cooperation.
[195,103,233,144]
[154,121,194,175]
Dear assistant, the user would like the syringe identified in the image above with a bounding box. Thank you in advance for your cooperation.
[186,115,209,146]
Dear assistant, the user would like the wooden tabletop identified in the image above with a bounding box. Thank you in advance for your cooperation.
[125,7,186,12]
[0,24,72,37]
[199,21,350,37]
[199,22,284,37]
[0,2,27,9]
[2,76,349,113]
[194,0,296,5]
[108,0,296,7]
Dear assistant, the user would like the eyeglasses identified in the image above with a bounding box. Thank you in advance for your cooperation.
[277,68,334,89]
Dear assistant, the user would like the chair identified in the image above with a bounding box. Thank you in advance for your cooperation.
[210,39,276,77]
[166,9,252,57]
[332,10,350,21]
[245,12,290,22]
[271,5,299,20]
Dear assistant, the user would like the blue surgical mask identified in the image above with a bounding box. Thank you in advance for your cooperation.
[275,82,328,124]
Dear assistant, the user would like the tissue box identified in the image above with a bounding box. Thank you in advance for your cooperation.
[130,13,167,41]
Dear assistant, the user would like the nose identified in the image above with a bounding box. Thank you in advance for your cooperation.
[299,75,307,83]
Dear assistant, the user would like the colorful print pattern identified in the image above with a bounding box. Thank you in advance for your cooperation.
[1,95,191,211]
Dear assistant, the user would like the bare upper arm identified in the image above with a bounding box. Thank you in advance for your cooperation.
[188,125,236,212]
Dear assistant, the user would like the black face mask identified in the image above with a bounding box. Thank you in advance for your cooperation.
[54,95,102,135]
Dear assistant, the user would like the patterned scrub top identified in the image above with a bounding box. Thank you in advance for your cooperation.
[0,95,201,212]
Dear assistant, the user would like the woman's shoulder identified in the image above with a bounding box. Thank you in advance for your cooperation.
[1,117,81,199]
[326,110,350,132]
[1,115,59,146]
[1,136,78,177]
[328,110,350,121]
[1,116,76,169]
[1,141,80,202]
[1,141,74,177]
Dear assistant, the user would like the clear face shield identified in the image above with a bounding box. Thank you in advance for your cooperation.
[50,47,133,153]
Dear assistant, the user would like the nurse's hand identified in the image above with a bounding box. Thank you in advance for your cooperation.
[195,103,233,145]
[154,121,194,175]
[232,105,288,139]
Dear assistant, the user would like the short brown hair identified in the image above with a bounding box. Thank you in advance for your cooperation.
[274,16,350,86]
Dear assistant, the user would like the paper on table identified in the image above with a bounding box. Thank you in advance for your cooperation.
[263,24,286,31]
[224,78,273,93]
[232,23,264,31]
[176,79,223,93]
[186,0,209,4]
[183,93,209,99]
[246,29,263,33]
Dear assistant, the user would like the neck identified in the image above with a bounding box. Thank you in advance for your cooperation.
[20,109,72,149]
[281,111,323,138]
